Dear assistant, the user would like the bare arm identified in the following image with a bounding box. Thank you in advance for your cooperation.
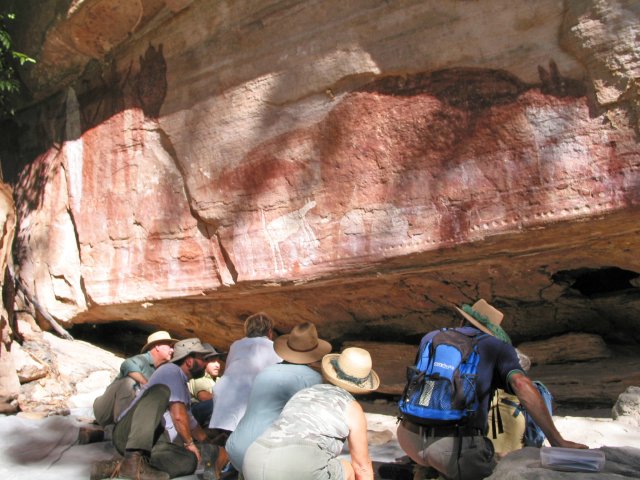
[169,402,203,462]
[346,400,374,480]
[196,390,213,401]
[127,371,147,385]
[509,373,587,449]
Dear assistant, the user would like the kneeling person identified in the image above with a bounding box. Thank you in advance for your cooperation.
[397,299,587,480]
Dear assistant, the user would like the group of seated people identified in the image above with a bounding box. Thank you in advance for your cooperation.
[92,301,586,480]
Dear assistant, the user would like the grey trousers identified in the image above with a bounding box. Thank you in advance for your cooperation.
[112,384,198,478]
[397,420,496,480]
[93,376,137,427]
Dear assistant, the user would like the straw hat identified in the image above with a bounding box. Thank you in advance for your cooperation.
[141,331,178,353]
[274,322,332,364]
[455,299,511,344]
[171,338,213,363]
[321,347,380,394]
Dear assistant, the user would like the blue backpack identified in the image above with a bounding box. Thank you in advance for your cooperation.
[398,328,484,425]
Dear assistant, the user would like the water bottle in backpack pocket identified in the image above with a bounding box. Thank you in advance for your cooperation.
[398,329,484,425]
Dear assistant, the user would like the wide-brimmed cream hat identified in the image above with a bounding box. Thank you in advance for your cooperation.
[274,322,332,364]
[455,299,511,344]
[321,347,379,394]
[141,331,178,353]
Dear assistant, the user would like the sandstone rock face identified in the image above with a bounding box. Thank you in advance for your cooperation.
[1,0,639,359]
[516,333,611,365]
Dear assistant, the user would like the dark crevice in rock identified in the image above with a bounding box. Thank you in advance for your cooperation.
[553,267,639,298]
[68,321,159,358]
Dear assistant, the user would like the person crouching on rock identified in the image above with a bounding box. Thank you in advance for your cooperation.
[242,346,379,480]
[396,299,588,480]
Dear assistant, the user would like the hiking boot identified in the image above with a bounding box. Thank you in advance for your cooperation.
[114,451,169,480]
[89,456,121,480]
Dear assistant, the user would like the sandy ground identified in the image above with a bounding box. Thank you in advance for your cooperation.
[1,409,638,480]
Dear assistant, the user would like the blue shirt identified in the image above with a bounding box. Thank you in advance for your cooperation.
[225,363,322,469]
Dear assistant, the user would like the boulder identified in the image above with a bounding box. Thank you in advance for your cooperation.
[17,331,123,416]
[11,341,50,384]
[612,386,640,427]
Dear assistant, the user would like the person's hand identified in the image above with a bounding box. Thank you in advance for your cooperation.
[553,439,589,449]
[185,442,201,462]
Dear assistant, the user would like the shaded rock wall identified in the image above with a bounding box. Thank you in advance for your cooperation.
[0,0,639,351]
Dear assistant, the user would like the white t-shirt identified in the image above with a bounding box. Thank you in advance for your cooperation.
[209,336,281,431]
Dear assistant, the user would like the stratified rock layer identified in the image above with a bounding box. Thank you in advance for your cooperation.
[1,0,639,354]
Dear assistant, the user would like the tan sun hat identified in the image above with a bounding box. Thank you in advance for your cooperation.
[202,342,226,361]
[455,299,511,344]
[171,338,212,363]
[141,331,178,353]
[321,347,380,394]
[274,322,332,364]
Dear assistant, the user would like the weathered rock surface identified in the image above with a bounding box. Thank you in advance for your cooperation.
[15,319,122,415]
[11,341,49,384]
[612,386,640,427]
[0,0,638,359]
[488,446,640,479]
[517,333,612,365]
[528,345,640,408]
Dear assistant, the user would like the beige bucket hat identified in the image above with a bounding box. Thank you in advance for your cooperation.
[274,322,332,364]
[141,330,178,353]
[171,338,213,363]
[321,347,380,394]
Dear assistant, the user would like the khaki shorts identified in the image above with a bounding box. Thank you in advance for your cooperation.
[243,439,344,480]
[397,420,496,480]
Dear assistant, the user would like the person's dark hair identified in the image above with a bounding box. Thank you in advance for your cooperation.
[244,312,274,338]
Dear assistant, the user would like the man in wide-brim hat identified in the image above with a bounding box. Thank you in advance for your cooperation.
[225,321,332,471]
[93,330,177,428]
[106,338,218,480]
[188,342,226,427]
[396,299,588,480]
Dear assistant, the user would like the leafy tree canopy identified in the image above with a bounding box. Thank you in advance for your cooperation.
[0,11,35,117]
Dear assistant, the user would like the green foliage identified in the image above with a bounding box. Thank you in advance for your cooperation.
[0,11,35,116]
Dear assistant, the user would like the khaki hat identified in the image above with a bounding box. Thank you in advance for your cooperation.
[321,347,379,394]
[455,299,511,344]
[202,342,225,361]
[171,338,212,363]
[141,331,178,353]
[274,322,332,364]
